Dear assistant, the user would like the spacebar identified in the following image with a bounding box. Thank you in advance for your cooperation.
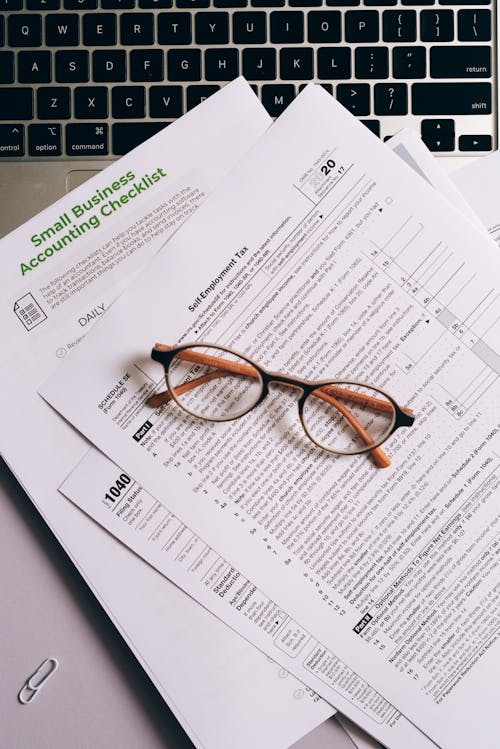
[412,83,491,115]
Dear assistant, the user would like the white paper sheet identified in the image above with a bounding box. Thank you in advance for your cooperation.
[452,149,500,247]
[0,80,336,749]
[43,84,500,746]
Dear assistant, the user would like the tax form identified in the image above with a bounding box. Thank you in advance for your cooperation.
[452,149,500,247]
[42,83,500,747]
[0,79,337,749]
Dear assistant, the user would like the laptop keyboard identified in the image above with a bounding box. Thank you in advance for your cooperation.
[0,1,495,159]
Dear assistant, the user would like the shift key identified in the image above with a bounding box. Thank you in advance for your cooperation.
[412,83,491,115]
[66,123,109,156]
[430,46,491,78]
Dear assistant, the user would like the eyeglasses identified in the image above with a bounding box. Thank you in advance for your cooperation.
[149,343,415,468]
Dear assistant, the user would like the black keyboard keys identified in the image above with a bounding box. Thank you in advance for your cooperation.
[130,49,164,80]
[458,9,491,41]
[242,48,275,79]
[383,10,416,41]
[167,49,201,80]
[307,11,341,43]
[112,122,168,155]
[280,48,313,79]
[261,84,295,116]
[0,124,24,157]
[205,48,238,80]
[186,84,219,109]
[28,124,62,157]
[83,14,117,46]
[66,123,108,156]
[233,12,266,44]
[18,51,51,83]
[421,118,455,137]
[355,47,388,78]
[0,51,14,84]
[345,11,379,42]
[337,83,370,115]
[56,50,89,82]
[74,86,108,118]
[46,14,79,46]
[0,88,33,120]
[374,83,408,114]
[270,11,304,43]
[430,46,491,78]
[112,86,145,118]
[412,82,491,114]
[195,12,229,43]
[459,134,492,151]
[149,85,183,117]
[8,14,42,47]
[158,13,192,44]
[421,9,453,41]
[93,50,127,81]
[37,87,71,119]
[393,46,426,78]
[120,13,154,44]
[317,47,351,79]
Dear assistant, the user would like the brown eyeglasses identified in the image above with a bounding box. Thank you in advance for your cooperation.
[148,343,415,469]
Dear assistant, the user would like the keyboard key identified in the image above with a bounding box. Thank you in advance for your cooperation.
[0,16,3,46]
[440,0,489,4]
[27,0,60,8]
[412,82,491,114]
[0,124,24,157]
[140,0,172,6]
[421,118,454,137]
[37,86,70,118]
[214,0,246,5]
[177,0,209,6]
[74,86,107,118]
[66,0,97,6]
[93,49,126,81]
[422,135,454,151]
[55,50,89,82]
[317,47,351,79]
[459,134,492,151]
[0,51,14,84]
[130,49,163,80]
[280,47,312,79]
[420,9,453,40]
[28,124,61,156]
[290,0,321,5]
[430,46,490,78]
[233,12,266,43]
[112,122,168,155]
[102,0,135,7]
[0,88,33,120]
[393,46,426,78]
[361,119,380,136]
[251,0,284,5]
[300,82,333,94]
[186,84,219,110]
[195,12,229,43]
[0,0,22,7]
[18,51,51,83]
[261,84,295,116]
[167,49,200,80]
[8,14,42,47]
[355,47,388,78]
[205,48,238,80]
[242,48,276,79]
[336,84,370,115]
[365,0,396,4]
[66,123,108,155]
[45,13,79,45]
[112,86,145,118]
[149,85,183,117]
[158,13,191,44]
[270,11,304,43]
[345,11,379,42]
[327,0,359,6]
[458,9,490,41]
[120,13,153,44]
[374,82,407,114]
[402,0,433,5]
[383,10,416,41]
[83,14,117,45]
[308,11,341,43]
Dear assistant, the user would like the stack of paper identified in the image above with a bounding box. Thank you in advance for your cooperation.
[3,78,500,748]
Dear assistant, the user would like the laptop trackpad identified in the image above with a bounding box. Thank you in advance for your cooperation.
[66,170,101,192]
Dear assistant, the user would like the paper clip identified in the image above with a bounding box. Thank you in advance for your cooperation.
[18,658,59,705]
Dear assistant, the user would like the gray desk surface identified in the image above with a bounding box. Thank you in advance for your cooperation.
[0,458,359,749]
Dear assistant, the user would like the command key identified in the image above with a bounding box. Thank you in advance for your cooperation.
[66,123,109,156]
